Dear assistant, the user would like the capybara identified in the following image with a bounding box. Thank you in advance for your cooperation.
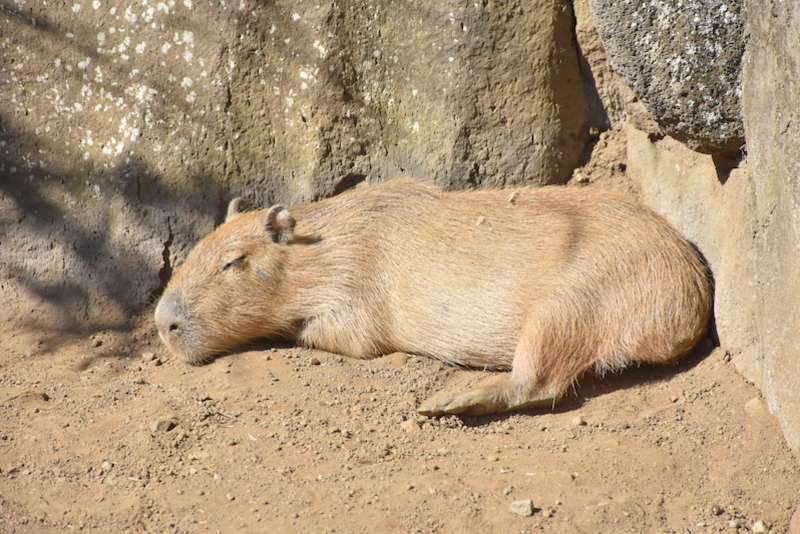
[155,179,711,416]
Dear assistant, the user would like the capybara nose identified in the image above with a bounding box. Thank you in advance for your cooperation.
[155,292,183,338]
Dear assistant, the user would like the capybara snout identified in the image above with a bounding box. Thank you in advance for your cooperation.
[155,178,711,416]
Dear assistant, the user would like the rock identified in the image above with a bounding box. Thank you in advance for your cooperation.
[572,0,659,133]
[150,418,178,433]
[0,0,591,334]
[711,504,724,516]
[588,0,744,153]
[226,493,235,501]
[400,420,420,434]
[510,499,535,517]
[751,520,767,534]
[100,461,112,474]
[741,0,800,452]
[570,416,587,427]
[309,357,321,366]
[744,397,769,418]
[141,352,157,362]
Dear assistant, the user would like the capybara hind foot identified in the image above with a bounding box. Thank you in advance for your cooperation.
[418,375,554,417]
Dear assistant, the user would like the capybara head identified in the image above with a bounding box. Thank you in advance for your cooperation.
[154,199,296,364]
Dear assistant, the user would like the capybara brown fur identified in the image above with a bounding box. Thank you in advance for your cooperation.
[155,179,711,416]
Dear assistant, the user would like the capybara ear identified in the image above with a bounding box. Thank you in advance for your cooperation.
[226,197,244,222]
[264,205,296,244]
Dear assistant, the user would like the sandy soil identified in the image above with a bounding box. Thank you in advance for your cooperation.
[1,320,799,534]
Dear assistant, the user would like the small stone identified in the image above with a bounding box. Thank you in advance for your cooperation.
[542,508,553,518]
[670,395,680,403]
[510,499,535,517]
[711,504,724,516]
[728,519,740,529]
[150,418,178,433]
[487,455,499,462]
[744,396,769,417]
[503,486,513,496]
[100,461,112,473]
[751,520,767,534]
[226,493,235,501]
[570,416,586,427]
[141,352,157,362]
[309,357,321,366]
[400,420,419,434]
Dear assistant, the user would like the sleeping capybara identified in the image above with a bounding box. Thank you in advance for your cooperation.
[154,178,711,416]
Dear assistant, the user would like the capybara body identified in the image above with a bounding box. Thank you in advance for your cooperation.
[155,179,711,416]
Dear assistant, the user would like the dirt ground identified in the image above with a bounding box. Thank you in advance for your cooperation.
[2,129,800,533]
[1,319,799,534]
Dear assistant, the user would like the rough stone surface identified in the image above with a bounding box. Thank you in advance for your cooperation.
[510,499,535,517]
[588,0,744,153]
[0,1,589,331]
[572,0,660,135]
[740,0,800,451]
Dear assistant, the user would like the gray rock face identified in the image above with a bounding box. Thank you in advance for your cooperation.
[588,0,744,154]
[741,0,800,451]
[0,1,589,331]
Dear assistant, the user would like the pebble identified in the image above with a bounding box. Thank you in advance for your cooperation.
[400,420,420,434]
[751,520,767,534]
[226,493,235,501]
[100,461,112,473]
[309,357,321,366]
[510,499,535,517]
[503,486,513,496]
[744,396,769,417]
[141,352,157,362]
[150,418,178,433]
[487,455,499,462]
[570,416,587,427]
[711,504,724,516]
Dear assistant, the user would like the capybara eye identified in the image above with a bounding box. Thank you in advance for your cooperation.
[221,255,245,272]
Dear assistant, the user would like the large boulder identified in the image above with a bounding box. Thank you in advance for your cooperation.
[588,0,745,154]
[0,1,590,332]
[740,0,800,451]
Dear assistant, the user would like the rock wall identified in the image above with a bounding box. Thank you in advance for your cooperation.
[0,0,590,332]
[740,0,800,451]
